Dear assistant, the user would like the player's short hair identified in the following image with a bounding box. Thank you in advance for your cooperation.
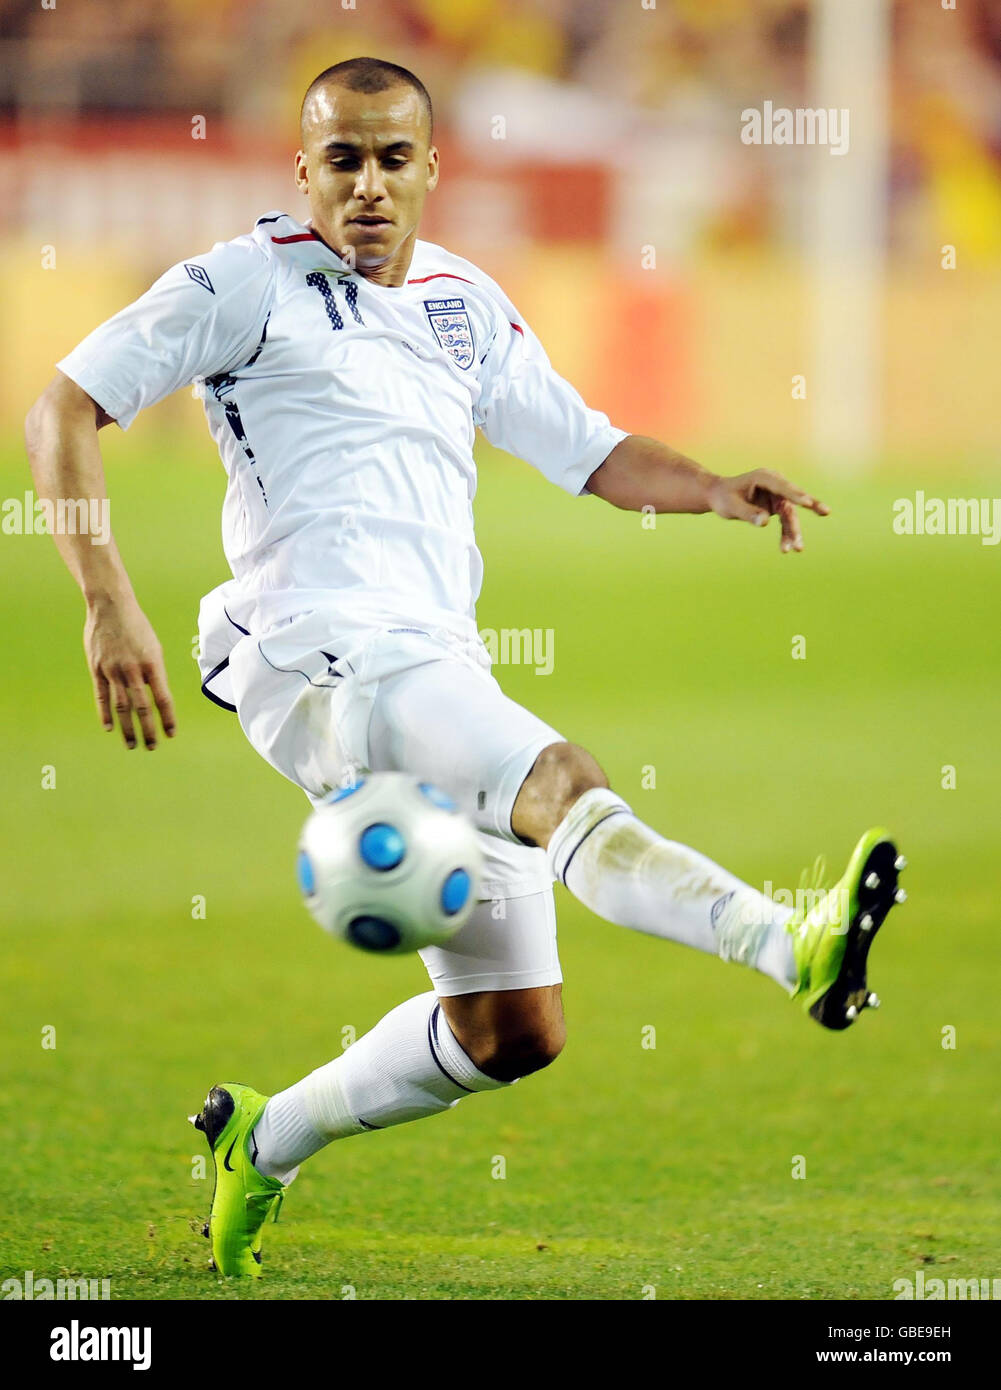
[301,57,434,141]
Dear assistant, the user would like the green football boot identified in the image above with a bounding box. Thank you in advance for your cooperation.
[190,1082,287,1277]
[787,827,906,1030]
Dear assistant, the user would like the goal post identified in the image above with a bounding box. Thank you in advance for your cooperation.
[808,0,892,472]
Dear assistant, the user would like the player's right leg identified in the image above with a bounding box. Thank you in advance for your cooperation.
[193,892,560,1277]
[193,625,571,1276]
[245,876,567,1191]
[190,1082,285,1278]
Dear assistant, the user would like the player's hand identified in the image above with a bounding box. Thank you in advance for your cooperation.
[83,597,177,750]
[708,469,830,552]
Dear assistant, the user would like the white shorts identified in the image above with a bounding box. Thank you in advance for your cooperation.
[217,612,565,994]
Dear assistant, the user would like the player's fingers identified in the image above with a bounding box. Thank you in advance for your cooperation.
[756,470,830,515]
[92,669,114,733]
[144,661,177,740]
[123,665,159,750]
[109,676,138,750]
[778,499,803,553]
[728,493,771,527]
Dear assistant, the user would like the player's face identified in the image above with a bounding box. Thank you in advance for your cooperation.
[295,84,438,284]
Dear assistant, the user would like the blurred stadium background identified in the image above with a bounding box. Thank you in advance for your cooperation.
[2,0,1001,462]
[3,0,1000,1301]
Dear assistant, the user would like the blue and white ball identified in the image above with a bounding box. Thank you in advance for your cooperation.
[296,772,483,954]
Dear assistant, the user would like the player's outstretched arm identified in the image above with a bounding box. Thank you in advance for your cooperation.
[586,434,830,553]
[24,372,176,750]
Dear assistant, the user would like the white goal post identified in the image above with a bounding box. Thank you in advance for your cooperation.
[808,0,892,471]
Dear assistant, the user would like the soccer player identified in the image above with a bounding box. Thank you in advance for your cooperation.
[26,57,905,1279]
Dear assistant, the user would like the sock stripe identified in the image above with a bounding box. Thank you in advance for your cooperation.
[428,1003,474,1094]
[560,807,629,885]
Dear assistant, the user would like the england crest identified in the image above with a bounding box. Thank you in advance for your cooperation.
[423,298,474,369]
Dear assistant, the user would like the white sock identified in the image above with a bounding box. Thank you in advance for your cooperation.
[547,788,796,990]
[252,991,508,1181]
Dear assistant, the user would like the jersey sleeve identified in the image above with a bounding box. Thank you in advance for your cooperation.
[55,239,274,431]
[472,282,629,496]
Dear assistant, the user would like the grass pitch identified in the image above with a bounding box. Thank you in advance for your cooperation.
[2,432,998,1300]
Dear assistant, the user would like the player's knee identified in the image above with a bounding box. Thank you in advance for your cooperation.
[442,985,565,1082]
[519,740,609,837]
[475,1018,567,1082]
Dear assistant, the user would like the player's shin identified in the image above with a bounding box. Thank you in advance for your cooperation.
[251,990,508,1180]
[546,789,796,989]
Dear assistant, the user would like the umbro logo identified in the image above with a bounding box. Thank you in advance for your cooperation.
[185,263,215,294]
[709,891,735,930]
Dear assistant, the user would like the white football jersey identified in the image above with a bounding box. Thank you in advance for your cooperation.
[57,211,627,702]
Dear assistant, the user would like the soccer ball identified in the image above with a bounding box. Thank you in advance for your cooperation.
[296,772,483,954]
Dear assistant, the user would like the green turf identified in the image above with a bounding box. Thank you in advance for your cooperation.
[2,432,998,1300]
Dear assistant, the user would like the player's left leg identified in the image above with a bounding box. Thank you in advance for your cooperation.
[512,741,798,987]
[512,742,905,1028]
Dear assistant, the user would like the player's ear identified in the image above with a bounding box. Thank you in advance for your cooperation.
[294,149,309,195]
[425,146,440,193]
